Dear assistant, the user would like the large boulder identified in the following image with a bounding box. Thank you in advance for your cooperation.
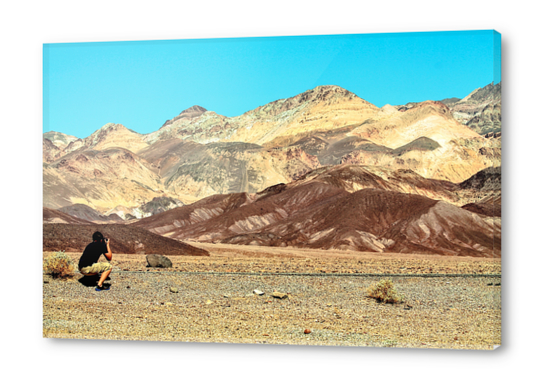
[146,254,172,268]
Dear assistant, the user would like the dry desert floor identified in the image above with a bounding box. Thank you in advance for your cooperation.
[43,243,501,349]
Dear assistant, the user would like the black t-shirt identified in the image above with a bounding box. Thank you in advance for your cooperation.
[78,241,108,270]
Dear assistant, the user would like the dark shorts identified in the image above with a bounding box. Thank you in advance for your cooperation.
[80,262,112,275]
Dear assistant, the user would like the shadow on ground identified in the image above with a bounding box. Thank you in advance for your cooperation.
[78,276,111,287]
[78,276,98,287]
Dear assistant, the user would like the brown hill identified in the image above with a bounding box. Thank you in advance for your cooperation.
[44,207,95,225]
[459,166,501,217]
[220,189,499,257]
[43,223,209,256]
[58,204,124,223]
[133,181,345,240]
[133,170,499,257]
[461,195,501,217]
[289,164,460,204]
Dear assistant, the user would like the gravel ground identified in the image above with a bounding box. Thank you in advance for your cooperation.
[43,250,501,350]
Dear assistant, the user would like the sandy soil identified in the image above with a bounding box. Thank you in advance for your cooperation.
[43,244,501,349]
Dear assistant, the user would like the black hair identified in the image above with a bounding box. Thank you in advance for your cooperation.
[92,231,104,242]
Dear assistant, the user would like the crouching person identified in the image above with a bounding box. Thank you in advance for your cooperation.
[79,231,113,291]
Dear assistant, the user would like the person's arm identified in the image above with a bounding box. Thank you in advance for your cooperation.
[104,239,113,261]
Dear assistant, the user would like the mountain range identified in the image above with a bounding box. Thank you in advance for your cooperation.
[43,83,501,256]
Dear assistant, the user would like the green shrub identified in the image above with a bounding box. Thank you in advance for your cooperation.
[367,278,404,303]
[43,251,75,279]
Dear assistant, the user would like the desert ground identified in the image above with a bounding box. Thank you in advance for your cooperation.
[43,243,501,349]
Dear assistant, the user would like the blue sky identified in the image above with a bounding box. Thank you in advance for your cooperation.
[43,30,501,139]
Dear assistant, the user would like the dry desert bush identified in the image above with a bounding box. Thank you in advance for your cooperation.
[43,251,75,279]
[367,278,404,303]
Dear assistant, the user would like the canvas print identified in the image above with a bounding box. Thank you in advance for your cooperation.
[42,30,501,349]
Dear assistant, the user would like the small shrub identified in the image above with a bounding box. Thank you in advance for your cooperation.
[43,251,75,279]
[366,278,404,304]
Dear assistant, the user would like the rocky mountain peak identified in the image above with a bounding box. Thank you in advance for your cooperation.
[180,105,207,117]
[461,82,501,104]
[161,105,207,128]
[102,123,131,131]
[296,85,356,103]
[88,123,130,141]
[250,85,370,119]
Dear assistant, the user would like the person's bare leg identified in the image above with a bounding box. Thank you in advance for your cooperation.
[97,269,112,287]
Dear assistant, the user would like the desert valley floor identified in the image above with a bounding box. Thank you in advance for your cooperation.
[43,243,501,349]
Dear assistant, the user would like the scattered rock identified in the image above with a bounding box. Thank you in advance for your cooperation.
[304,329,311,334]
[170,287,179,293]
[253,289,265,296]
[272,291,288,299]
[146,254,172,268]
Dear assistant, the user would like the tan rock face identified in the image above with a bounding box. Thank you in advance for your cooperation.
[83,123,149,153]
[43,138,62,163]
[43,131,79,149]
[43,148,163,213]
[145,86,379,146]
[350,101,480,148]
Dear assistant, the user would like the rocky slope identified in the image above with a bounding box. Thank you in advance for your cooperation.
[43,138,63,163]
[459,166,501,217]
[145,86,379,146]
[43,131,79,149]
[290,165,461,204]
[58,204,124,223]
[395,83,501,135]
[43,222,209,256]
[281,101,499,183]
[81,123,149,153]
[448,83,501,134]
[43,147,164,212]
[43,207,95,224]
